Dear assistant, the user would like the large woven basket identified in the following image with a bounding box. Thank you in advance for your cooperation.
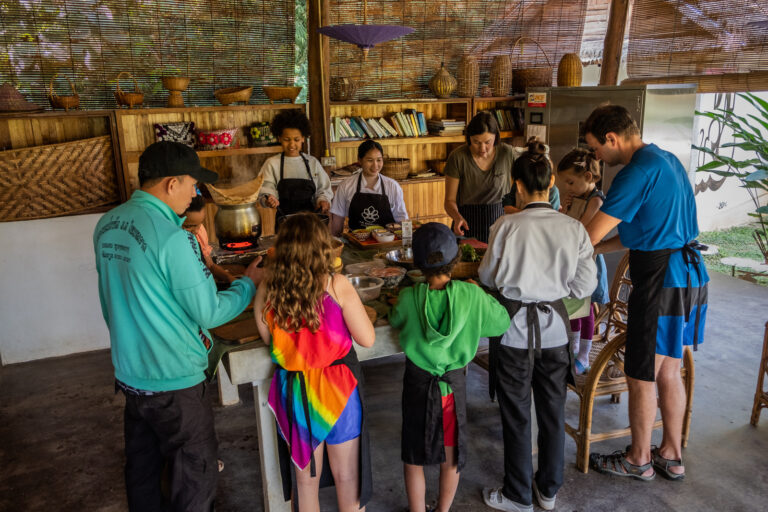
[262,86,302,104]
[452,260,482,279]
[48,74,80,111]
[557,53,583,87]
[511,38,553,92]
[457,55,479,98]
[330,77,359,101]
[114,72,144,108]
[0,135,118,221]
[215,86,252,106]
[381,157,410,180]
[490,55,512,97]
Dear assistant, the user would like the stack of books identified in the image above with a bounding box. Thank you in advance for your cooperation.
[486,107,524,132]
[427,119,466,136]
[329,109,431,142]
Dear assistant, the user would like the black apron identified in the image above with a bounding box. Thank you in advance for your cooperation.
[456,202,504,243]
[401,358,468,471]
[276,348,372,511]
[487,202,574,400]
[348,173,396,230]
[276,153,316,222]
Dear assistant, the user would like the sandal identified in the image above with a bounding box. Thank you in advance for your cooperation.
[589,450,656,481]
[651,446,685,481]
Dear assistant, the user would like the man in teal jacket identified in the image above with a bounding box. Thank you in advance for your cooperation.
[94,141,263,512]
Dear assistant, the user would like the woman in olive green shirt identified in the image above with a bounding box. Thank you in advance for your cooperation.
[443,111,516,243]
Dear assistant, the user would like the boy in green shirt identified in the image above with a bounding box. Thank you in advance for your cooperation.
[390,223,510,512]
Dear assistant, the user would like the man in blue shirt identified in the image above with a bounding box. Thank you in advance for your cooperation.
[94,142,264,511]
[583,106,708,482]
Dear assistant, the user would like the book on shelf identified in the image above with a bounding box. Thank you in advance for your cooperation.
[331,110,462,141]
[378,117,399,137]
[484,107,524,132]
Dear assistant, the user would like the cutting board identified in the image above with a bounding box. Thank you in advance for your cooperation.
[211,318,260,345]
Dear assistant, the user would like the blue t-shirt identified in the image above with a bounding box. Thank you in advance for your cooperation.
[601,144,698,251]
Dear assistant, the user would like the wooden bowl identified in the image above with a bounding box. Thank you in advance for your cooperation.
[262,86,302,104]
[215,86,252,105]
[162,76,190,91]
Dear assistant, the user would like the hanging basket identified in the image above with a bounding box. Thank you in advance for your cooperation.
[48,74,80,111]
[511,37,553,93]
[114,72,144,109]
[490,55,512,97]
[457,55,479,98]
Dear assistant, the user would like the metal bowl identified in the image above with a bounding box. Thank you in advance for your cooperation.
[385,247,415,269]
[348,276,384,302]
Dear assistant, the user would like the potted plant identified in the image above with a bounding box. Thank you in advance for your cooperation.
[693,93,768,263]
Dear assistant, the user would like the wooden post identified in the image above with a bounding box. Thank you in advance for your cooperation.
[599,0,631,86]
[308,0,331,160]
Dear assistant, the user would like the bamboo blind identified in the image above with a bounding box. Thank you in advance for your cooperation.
[0,0,297,109]
[626,0,768,91]
[327,0,589,99]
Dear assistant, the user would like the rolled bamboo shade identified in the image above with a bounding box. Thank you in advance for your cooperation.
[626,0,768,92]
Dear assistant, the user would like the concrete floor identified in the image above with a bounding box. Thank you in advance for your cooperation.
[2,271,768,512]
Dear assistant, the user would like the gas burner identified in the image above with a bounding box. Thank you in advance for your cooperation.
[220,240,259,252]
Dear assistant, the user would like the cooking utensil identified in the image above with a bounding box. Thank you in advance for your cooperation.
[214,202,261,247]
[348,276,384,302]
[385,248,414,269]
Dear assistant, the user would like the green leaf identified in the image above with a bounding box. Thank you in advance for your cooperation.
[695,160,727,171]
[745,169,768,182]
[757,206,768,214]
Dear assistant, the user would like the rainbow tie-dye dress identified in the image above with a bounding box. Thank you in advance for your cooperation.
[267,293,358,470]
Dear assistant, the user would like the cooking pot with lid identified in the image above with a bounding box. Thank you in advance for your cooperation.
[214,202,261,247]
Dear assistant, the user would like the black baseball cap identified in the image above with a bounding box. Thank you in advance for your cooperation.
[138,141,218,184]
[413,222,459,269]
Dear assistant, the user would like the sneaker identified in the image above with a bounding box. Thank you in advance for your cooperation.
[482,487,533,512]
[532,481,556,511]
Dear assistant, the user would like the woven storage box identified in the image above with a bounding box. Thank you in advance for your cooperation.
[457,55,479,98]
[557,53,583,87]
[511,38,553,92]
[490,55,512,97]
[330,77,359,101]
[0,135,118,221]
[48,74,80,111]
[381,157,410,180]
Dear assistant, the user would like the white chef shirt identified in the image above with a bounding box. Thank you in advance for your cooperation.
[329,172,409,222]
[257,152,333,207]
[478,203,597,349]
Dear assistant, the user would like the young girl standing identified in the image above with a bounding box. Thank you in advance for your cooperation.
[556,148,610,374]
[253,213,375,512]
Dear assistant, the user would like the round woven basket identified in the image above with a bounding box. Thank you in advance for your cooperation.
[330,77,359,101]
[48,74,79,111]
[457,55,479,98]
[451,260,481,279]
[428,63,457,99]
[114,72,144,109]
[490,55,512,97]
[511,38,553,93]
[381,157,410,180]
[557,53,583,87]
[215,86,252,106]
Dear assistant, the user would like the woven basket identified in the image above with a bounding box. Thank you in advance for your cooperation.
[457,55,479,98]
[428,63,457,99]
[511,38,553,93]
[330,77,359,101]
[381,157,410,180]
[114,72,144,108]
[48,74,80,111]
[557,53,583,87]
[452,260,481,279]
[490,55,512,97]
[0,135,118,221]
[262,86,302,104]
[215,86,252,106]
[161,76,190,91]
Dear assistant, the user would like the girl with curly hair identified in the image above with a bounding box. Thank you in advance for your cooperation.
[253,213,375,511]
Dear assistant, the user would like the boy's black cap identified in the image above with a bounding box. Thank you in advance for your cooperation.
[138,141,218,184]
[413,222,459,269]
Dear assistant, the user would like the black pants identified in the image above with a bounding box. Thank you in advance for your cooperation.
[496,344,569,505]
[122,381,218,512]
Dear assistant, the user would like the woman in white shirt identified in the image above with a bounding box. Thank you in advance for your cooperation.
[329,140,409,236]
[257,110,333,223]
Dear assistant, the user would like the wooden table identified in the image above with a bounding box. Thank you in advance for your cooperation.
[214,324,402,512]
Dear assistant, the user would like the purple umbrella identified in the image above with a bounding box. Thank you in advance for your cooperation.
[318,0,414,59]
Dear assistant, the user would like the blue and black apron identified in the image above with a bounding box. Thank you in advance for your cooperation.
[625,241,708,382]
[347,173,396,230]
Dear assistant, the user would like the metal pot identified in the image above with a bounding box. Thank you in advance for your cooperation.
[214,202,261,246]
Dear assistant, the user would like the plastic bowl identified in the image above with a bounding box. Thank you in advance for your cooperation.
[407,269,426,283]
[372,230,395,243]
[348,276,384,302]
[345,260,386,276]
[366,266,406,288]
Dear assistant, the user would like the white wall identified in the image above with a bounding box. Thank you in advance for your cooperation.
[0,214,109,364]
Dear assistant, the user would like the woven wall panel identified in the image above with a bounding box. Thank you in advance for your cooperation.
[627,0,768,87]
[0,0,296,110]
[328,0,588,99]
[0,135,118,221]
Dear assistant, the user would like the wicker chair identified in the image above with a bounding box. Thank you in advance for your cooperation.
[566,251,695,472]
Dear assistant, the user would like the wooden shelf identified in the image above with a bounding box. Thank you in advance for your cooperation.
[330,98,470,106]
[499,130,523,139]
[124,145,281,163]
[330,135,464,148]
